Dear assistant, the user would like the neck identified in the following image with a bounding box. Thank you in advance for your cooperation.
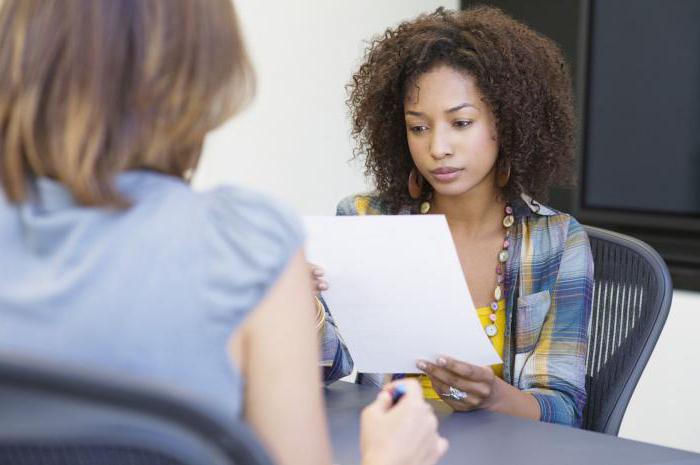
[430,184,506,239]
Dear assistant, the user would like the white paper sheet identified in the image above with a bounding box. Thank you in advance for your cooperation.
[303,215,502,374]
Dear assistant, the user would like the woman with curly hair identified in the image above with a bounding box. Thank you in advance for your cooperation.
[317,6,594,427]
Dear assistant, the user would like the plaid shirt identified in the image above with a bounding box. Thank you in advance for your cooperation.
[319,294,353,384]
[321,192,593,426]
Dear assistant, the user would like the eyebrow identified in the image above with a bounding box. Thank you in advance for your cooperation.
[405,103,476,117]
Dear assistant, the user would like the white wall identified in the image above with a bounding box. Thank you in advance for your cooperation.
[619,290,700,453]
[194,0,459,214]
[194,0,700,455]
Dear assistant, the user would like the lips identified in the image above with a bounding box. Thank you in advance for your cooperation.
[430,166,464,183]
[430,167,462,175]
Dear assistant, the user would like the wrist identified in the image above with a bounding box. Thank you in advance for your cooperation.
[480,376,507,411]
[481,377,541,420]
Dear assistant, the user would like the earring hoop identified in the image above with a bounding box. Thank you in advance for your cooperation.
[497,163,511,188]
[408,168,431,213]
[408,168,423,200]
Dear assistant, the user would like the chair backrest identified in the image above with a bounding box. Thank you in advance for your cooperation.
[0,353,275,465]
[582,226,673,435]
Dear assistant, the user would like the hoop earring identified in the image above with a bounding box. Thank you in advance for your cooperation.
[408,168,432,214]
[408,168,423,199]
[497,163,511,188]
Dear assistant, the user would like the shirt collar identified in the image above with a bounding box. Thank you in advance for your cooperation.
[513,193,557,218]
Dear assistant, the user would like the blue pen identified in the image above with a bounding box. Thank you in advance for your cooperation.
[390,383,407,406]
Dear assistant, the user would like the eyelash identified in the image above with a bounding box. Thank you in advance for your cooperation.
[409,125,428,134]
[454,120,473,128]
[408,120,473,134]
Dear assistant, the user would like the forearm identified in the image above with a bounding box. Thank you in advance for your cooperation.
[243,252,333,465]
[483,377,540,421]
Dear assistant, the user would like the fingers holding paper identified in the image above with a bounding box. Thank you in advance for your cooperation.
[308,262,328,296]
[417,356,496,411]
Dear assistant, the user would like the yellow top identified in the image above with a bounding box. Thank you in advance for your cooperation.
[419,299,506,400]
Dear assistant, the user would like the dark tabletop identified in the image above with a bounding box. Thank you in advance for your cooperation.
[324,381,700,465]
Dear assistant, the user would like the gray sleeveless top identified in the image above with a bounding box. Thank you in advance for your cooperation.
[0,170,303,418]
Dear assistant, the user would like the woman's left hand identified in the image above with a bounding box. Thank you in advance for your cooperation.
[417,357,496,412]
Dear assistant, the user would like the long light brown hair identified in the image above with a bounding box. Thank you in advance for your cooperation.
[0,0,254,207]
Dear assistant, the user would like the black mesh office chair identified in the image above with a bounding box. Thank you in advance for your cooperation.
[0,353,275,465]
[582,226,673,435]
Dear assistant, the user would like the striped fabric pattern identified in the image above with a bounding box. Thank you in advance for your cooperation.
[330,192,594,427]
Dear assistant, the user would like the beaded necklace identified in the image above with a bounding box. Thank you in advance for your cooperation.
[420,201,514,340]
[486,204,513,337]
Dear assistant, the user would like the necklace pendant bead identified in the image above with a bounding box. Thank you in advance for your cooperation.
[485,324,498,337]
[505,205,513,215]
[489,313,498,322]
[503,239,510,249]
[494,285,502,301]
[498,250,509,263]
[497,274,504,284]
[490,301,499,311]
[420,201,431,214]
[503,214,515,228]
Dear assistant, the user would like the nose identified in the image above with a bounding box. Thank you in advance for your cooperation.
[429,127,452,160]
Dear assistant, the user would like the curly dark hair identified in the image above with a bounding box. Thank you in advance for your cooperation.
[347,6,575,212]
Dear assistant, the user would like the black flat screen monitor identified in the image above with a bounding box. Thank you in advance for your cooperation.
[579,0,700,232]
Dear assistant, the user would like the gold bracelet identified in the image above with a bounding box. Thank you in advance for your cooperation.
[314,296,326,330]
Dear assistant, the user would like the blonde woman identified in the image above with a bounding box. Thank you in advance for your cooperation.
[0,2,447,465]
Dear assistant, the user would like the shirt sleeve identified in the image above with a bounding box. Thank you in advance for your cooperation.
[336,194,360,216]
[318,295,354,383]
[522,217,594,427]
[201,185,305,326]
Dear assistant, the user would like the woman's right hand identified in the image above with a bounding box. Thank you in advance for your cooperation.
[309,262,328,296]
[359,379,449,465]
